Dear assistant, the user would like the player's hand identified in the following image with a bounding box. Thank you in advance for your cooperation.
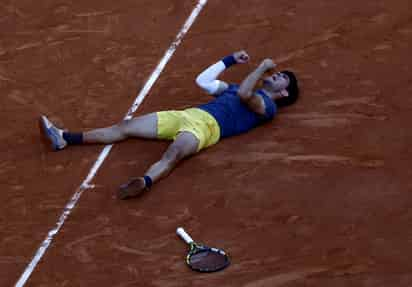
[260,58,276,71]
[233,50,250,64]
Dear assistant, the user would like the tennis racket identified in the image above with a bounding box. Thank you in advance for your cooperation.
[176,227,230,272]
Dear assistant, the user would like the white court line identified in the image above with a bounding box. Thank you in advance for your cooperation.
[15,1,208,286]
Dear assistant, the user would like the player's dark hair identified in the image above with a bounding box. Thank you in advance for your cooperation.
[275,70,299,108]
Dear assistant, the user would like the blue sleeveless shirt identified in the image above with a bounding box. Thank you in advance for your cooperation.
[198,84,277,139]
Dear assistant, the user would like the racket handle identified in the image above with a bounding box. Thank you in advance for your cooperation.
[176,227,194,244]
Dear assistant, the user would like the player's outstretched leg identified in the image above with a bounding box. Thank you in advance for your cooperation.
[117,131,199,199]
[39,113,158,151]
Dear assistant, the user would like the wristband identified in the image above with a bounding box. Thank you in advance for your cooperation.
[143,175,153,189]
[222,55,237,68]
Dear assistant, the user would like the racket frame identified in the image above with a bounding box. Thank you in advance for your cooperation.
[176,227,230,272]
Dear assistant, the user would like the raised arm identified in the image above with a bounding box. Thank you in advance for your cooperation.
[196,51,249,96]
[237,59,276,114]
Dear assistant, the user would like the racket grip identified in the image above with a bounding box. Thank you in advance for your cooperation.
[176,227,194,244]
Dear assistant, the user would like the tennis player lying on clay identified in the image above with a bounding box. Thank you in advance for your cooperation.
[39,50,299,199]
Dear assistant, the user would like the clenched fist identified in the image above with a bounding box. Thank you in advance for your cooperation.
[260,58,276,70]
[233,50,250,64]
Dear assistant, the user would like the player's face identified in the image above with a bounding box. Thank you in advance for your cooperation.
[263,72,290,92]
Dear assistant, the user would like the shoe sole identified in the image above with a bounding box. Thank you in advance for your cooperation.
[38,116,60,151]
[117,178,147,200]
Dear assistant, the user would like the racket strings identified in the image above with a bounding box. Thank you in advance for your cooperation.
[189,249,229,271]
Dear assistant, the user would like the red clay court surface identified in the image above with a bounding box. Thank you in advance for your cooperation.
[2,0,412,286]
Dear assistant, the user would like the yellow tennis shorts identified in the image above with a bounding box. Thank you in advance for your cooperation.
[157,108,220,151]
